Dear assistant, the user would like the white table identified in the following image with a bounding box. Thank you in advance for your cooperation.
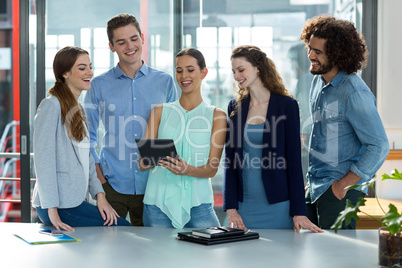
[0,223,379,268]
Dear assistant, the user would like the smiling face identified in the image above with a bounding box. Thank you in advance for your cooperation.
[175,55,207,94]
[63,53,93,97]
[231,57,260,90]
[307,35,337,83]
[109,24,144,71]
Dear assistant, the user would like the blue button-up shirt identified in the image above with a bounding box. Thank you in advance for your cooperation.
[84,62,178,195]
[307,71,389,202]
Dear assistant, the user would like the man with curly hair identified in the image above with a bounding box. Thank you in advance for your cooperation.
[300,15,389,229]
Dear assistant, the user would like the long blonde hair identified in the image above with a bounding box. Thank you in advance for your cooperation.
[48,46,88,142]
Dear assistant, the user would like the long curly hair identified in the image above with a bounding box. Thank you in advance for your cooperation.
[230,45,291,117]
[48,46,88,142]
[300,14,368,74]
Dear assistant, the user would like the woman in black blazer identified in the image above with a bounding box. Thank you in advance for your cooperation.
[223,45,322,232]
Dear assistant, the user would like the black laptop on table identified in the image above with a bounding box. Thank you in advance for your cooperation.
[177,231,259,245]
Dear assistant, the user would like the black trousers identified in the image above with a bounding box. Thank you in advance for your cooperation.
[102,182,144,226]
[305,185,365,229]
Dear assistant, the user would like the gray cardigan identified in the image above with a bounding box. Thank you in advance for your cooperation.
[32,96,104,209]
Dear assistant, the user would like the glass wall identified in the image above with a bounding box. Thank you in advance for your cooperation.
[0,0,15,223]
[0,31,12,137]
[44,0,174,95]
[0,0,13,156]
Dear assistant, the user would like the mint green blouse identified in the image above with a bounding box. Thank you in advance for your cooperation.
[143,100,216,228]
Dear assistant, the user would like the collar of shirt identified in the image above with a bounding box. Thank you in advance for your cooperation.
[321,71,348,90]
[113,61,149,79]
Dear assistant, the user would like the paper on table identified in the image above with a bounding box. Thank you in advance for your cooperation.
[13,228,81,245]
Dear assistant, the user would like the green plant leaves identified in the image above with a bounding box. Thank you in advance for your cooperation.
[382,169,402,181]
[381,204,402,236]
[332,171,401,235]
[331,197,366,233]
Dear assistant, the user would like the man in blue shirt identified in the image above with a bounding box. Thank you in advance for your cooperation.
[84,14,178,226]
[300,15,389,229]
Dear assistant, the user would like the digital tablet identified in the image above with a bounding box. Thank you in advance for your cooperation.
[135,138,178,166]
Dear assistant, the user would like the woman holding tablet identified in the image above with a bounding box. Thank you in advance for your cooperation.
[138,48,227,229]
[32,46,131,231]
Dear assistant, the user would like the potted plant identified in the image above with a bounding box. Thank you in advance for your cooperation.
[331,169,402,267]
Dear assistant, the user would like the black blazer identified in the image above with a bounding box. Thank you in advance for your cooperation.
[223,93,307,216]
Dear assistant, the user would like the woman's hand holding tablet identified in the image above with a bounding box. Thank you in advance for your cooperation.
[135,139,178,169]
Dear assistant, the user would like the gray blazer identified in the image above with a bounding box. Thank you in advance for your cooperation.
[32,96,104,209]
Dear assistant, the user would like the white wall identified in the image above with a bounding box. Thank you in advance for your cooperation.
[376,160,402,199]
[375,0,402,198]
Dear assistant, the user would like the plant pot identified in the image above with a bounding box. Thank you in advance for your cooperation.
[379,226,402,267]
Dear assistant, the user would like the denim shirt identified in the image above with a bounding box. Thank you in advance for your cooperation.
[307,71,389,203]
[84,62,178,195]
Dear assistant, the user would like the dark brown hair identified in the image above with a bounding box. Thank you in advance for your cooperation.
[300,14,368,73]
[107,13,142,45]
[230,45,291,117]
[175,48,206,70]
[48,46,88,142]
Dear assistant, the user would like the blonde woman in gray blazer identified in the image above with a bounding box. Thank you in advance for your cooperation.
[32,47,131,231]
